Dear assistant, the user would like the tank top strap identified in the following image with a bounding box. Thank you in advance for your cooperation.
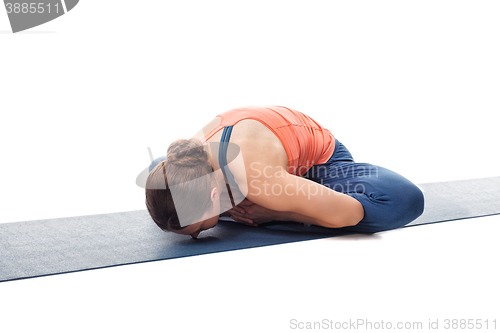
[219,126,240,208]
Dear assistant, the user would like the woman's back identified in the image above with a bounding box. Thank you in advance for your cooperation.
[194,105,335,177]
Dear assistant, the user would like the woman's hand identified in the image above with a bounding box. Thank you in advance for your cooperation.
[226,199,279,225]
[221,200,256,227]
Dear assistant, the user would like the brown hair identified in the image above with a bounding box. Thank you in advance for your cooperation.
[145,138,215,231]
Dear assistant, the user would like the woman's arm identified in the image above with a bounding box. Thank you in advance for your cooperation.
[240,167,364,228]
[274,210,322,224]
[227,199,337,225]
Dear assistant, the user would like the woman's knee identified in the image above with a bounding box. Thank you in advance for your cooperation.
[349,180,424,233]
[381,181,424,229]
[399,182,425,220]
[372,168,424,220]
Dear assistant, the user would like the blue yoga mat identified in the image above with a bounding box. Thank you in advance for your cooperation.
[1,177,499,283]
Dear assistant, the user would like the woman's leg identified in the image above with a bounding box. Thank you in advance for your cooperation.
[304,139,424,233]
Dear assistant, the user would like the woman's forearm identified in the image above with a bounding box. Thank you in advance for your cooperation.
[274,210,324,227]
[227,199,352,228]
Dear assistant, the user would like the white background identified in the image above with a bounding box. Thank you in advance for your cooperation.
[0,1,499,332]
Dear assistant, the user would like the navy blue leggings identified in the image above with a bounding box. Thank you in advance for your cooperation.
[303,139,424,233]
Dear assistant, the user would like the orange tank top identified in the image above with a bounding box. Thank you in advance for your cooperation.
[201,105,335,176]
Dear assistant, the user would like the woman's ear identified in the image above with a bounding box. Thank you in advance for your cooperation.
[210,187,219,201]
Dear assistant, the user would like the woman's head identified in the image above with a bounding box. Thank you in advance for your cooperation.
[145,138,222,238]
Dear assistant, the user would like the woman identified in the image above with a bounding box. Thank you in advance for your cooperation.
[146,105,424,239]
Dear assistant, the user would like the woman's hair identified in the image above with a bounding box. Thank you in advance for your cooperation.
[145,138,215,231]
